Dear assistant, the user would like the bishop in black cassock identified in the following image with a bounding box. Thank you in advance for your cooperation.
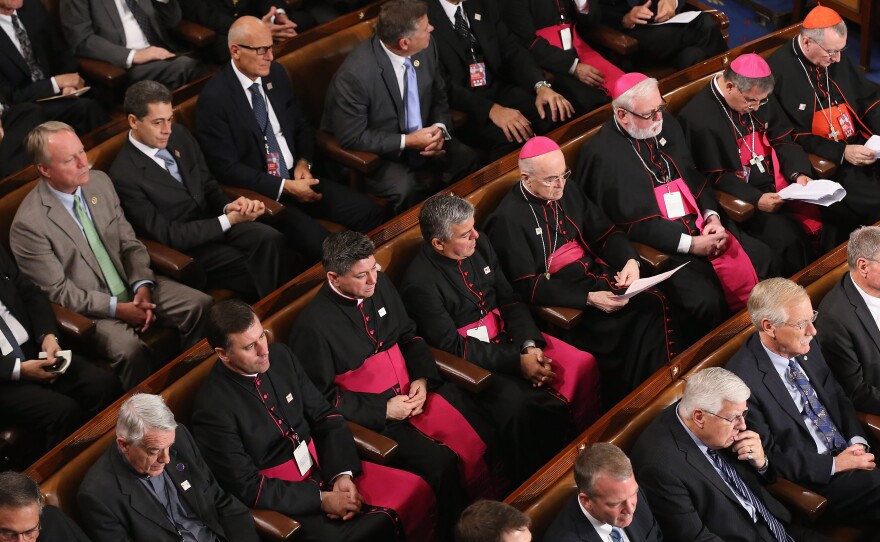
[767,7,880,228]
[484,137,676,406]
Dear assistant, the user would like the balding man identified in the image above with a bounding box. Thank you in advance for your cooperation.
[196,16,385,264]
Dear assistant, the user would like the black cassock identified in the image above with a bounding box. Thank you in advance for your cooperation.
[484,180,675,406]
[400,238,596,484]
[287,275,497,528]
[768,36,880,227]
[190,345,401,542]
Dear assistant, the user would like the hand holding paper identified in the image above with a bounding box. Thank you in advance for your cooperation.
[777,179,846,207]
[610,262,688,301]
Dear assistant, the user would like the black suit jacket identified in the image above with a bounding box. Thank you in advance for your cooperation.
[426,0,545,119]
[196,61,315,199]
[77,424,258,542]
[726,333,867,487]
[631,403,790,542]
[817,273,880,414]
[0,0,78,103]
[181,0,288,33]
[108,125,232,252]
[543,490,663,542]
[0,244,58,379]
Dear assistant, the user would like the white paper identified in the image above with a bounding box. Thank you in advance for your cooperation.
[649,11,700,25]
[777,179,847,207]
[865,135,880,157]
[610,262,689,301]
[36,87,91,102]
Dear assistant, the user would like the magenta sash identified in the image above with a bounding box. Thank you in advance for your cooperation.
[334,344,489,497]
[743,133,823,237]
[548,241,586,273]
[457,309,601,430]
[653,178,758,311]
[258,439,320,482]
[534,24,624,95]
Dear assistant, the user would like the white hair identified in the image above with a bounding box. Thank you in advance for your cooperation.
[116,393,177,444]
[679,367,750,418]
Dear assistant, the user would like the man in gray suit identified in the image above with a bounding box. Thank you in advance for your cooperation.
[10,121,212,389]
[322,0,479,213]
[60,0,208,89]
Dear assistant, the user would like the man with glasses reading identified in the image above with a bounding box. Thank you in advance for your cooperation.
[727,277,880,521]
[578,72,773,346]
[0,471,91,542]
[768,6,880,227]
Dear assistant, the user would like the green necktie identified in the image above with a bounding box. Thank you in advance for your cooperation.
[73,195,131,302]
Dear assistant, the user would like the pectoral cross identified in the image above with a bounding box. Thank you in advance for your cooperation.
[828,127,840,142]
[749,153,766,174]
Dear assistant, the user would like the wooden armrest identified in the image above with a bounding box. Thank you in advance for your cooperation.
[430,347,491,393]
[529,305,583,330]
[808,153,837,179]
[716,190,755,223]
[582,25,638,56]
[50,304,95,339]
[347,422,398,464]
[631,242,671,274]
[76,57,127,87]
[140,239,195,281]
[765,478,827,521]
[857,411,880,443]
[250,509,301,541]
[315,131,381,174]
[684,0,730,29]
[175,20,216,48]
[221,186,285,219]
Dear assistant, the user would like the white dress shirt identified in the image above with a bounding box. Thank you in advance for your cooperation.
[113,0,170,67]
[851,274,880,327]
[578,498,632,541]
[0,299,30,381]
[0,11,59,93]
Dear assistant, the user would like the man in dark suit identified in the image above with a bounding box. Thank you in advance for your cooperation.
[0,99,42,177]
[196,16,385,264]
[110,80,288,302]
[0,244,121,453]
[454,500,532,542]
[817,226,880,414]
[0,0,107,134]
[545,443,662,542]
[322,0,480,213]
[426,0,574,159]
[78,393,259,542]
[0,471,92,542]
[632,367,827,542]
[727,277,880,520]
[61,0,208,89]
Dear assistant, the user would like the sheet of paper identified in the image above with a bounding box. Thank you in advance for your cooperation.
[649,11,700,25]
[865,134,880,157]
[36,87,91,102]
[610,262,689,301]
[777,179,847,206]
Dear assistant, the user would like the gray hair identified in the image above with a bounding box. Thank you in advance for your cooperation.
[801,22,847,45]
[573,443,633,496]
[722,65,775,95]
[612,77,659,112]
[847,226,880,270]
[322,230,376,275]
[0,472,42,512]
[679,367,751,418]
[747,277,807,329]
[419,194,475,242]
[376,0,427,45]
[26,121,76,166]
[116,393,178,445]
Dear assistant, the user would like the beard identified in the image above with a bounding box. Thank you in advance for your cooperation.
[625,118,663,140]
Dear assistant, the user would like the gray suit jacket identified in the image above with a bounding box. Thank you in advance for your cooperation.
[61,0,183,68]
[10,172,154,319]
[322,35,453,158]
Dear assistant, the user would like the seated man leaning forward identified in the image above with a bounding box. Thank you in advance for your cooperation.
[77,393,259,542]
[484,136,677,406]
[400,193,601,484]
[192,299,435,542]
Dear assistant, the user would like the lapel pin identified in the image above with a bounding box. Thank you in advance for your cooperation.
[90,196,98,205]
[483,266,491,274]
[174,150,181,158]
[659,137,667,146]
[176,463,185,471]
[266,82,273,90]
[413,60,420,67]
[286,393,293,403]
[474,13,481,20]
[378,307,387,317]
[180,480,191,491]
[798,103,806,110]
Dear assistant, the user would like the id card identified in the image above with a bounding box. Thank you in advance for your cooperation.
[266,151,282,177]
[664,191,686,219]
[559,27,573,50]
[837,111,856,138]
[293,439,313,476]
[469,62,487,88]
[466,325,491,343]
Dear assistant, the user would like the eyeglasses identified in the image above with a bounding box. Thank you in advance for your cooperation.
[781,310,819,331]
[808,37,846,58]
[533,169,572,187]
[735,86,770,107]
[705,409,748,425]
[0,524,41,542]
[621,99,668,121]
[236,44,273,56]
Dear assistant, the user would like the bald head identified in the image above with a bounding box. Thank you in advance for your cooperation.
[229,16,274,80]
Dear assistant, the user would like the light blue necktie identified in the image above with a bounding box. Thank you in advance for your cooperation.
[156,148,182,183]
[610,527,623,542]
[403,57,422,134]
[787,359,847,452]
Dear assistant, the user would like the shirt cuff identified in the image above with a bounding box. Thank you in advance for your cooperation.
[573,0,590,13]
[434,123,451,141]
[126,50,135,69]
[521,340,537,353]
[399,134,406,151]
[329,471,354,484]
[131,280,154,294]
[109,296,117,318]
[569,58,579,75]
[11,359,21,381]
[50,77,60,95]
[218,215,232,232]
[703,210,720,222]
[677,234,692,254]
[851,437,869,452]
[276,179,285,201]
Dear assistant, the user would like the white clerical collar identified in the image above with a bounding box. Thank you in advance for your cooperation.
[328,280,364,305]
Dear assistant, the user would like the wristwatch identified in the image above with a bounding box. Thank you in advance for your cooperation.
[534,81,552,92]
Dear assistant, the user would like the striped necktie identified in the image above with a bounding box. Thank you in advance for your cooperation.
[787,359,847,452]
[73,195,131,302]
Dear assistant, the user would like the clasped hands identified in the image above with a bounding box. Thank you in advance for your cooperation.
[386,378,428,420]
[320,474,363,521]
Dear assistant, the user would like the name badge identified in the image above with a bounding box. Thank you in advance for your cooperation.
[469,62,487,88]
[180,480,191,491]
[664,191,686,219]
[286,393,293,403]
[378,307,387,317]
[293,440,312,476]
[559,27,573,50]
[466,325,491,343]
[266,151,282,177]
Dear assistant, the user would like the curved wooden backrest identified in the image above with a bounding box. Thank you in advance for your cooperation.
[0,180,36,251]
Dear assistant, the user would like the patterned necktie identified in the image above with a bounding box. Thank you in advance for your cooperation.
[787,359,847,452]
[707,449,792,542]
[10,13,44,83]
[155,148,182,183]
[0,316,25,362]
[123,0,166,48]
[249,82,290,180]
[73,195,131,303]
[454,5,477,49]
[610,527,623,542]
[403,58,422,134]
